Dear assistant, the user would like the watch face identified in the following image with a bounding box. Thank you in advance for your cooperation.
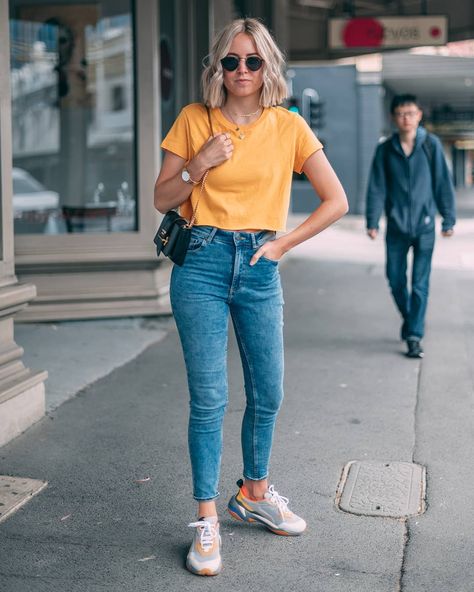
[181,169,191,183]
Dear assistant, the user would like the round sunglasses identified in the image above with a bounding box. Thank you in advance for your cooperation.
[220,55,264,72]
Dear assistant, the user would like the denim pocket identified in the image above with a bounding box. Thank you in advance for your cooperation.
[187,228,212,253]
[260,254,279,265]
[187,236,207,253]
[255,231,278,265]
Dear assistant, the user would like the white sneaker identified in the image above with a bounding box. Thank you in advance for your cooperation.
[186,517,222,576]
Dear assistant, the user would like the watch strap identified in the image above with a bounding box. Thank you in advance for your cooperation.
[183,168,200,185]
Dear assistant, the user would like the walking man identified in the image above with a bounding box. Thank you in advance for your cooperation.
[366,94,456,358]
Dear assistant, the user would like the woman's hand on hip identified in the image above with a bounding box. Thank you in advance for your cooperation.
[250,238,287,266]
[194,133,234,170]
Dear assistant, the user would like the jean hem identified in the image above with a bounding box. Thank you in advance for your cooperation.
[193,492,220,502]
[242,473,269,482]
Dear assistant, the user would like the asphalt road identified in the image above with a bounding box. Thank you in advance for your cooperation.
[0,255,473,592]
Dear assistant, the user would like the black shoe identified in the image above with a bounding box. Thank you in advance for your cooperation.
[406,338,424,358]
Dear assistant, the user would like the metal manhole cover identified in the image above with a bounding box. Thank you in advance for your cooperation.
[336,461,426,518]
[0,476,47,524]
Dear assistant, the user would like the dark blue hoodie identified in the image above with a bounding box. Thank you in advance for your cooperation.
[366,126,456,237]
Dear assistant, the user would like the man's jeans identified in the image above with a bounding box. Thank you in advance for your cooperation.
[385,228,435,340]
[170,226,284,501]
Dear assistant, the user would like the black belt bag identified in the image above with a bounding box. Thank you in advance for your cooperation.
[153,211,193,267]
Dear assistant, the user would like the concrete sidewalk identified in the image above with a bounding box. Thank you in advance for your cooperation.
[0,220,473,591]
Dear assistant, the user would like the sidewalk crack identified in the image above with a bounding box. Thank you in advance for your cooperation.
[397,356,424,591]
[397,519,410,592]
[412,360,423,463]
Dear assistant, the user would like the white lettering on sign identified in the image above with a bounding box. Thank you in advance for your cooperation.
[384,27,420,41]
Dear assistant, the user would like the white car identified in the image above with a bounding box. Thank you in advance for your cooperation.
[12,168,59,233]
[12,167,59,215]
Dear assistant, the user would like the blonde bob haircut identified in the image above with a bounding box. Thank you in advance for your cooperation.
[202,18,287,108]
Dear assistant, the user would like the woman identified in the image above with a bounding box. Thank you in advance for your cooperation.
[154,18,347,576]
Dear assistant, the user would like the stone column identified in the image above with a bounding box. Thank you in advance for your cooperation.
[0,0,47,447]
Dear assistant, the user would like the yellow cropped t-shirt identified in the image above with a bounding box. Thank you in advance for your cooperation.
[161,103,323,231]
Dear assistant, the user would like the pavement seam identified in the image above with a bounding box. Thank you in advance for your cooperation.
[412,359,423,464]
[397,519,410,592]
[397,354,424,591]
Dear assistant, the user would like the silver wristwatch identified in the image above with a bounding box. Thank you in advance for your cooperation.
[181,168,199,185]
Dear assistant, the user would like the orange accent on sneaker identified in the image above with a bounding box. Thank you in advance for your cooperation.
[267,528,291,536]
[240,484,251,498]
[240,484,265,502]
[197,568,220,577]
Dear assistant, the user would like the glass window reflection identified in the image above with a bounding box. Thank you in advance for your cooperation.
[9,2,137,234]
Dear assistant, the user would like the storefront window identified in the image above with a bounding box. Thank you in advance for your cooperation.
[9,1,137,234]
[0,169,3,259]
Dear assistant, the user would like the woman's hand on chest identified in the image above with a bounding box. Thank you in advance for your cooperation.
[194,133,234,170]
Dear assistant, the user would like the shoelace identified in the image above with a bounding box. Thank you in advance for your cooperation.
[266,485,290,517]
[188,520,217,552]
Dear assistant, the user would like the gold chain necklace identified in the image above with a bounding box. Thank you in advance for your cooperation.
[230,107,261,118]
[223,106,262,140]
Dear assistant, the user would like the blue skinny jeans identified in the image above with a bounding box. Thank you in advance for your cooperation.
[170,226,284,500]
[385,228,435,340]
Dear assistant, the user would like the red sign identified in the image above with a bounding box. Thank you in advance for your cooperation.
[343,19,384,47]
